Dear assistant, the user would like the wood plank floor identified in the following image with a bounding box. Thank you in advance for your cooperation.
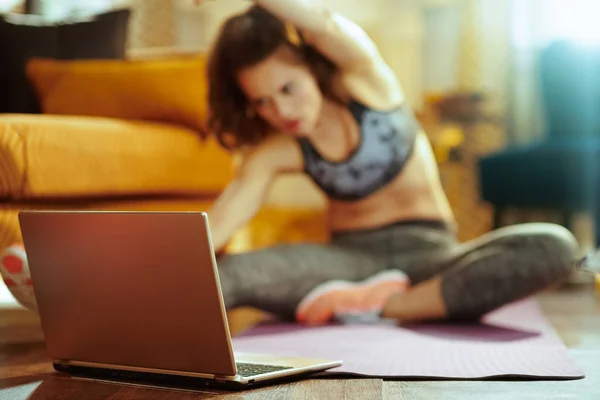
[1,285,598,399]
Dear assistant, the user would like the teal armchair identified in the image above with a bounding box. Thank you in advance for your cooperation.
[478,41,600,245]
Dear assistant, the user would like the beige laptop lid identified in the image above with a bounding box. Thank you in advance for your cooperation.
[19,210,237,377]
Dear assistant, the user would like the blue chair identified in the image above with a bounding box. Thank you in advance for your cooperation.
[478,40,600,245]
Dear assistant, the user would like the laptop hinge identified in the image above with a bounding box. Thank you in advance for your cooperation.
[53,359,71,371]
[214,374,237,382]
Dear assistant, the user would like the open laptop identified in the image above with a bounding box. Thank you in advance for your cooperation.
[18,210,341,390]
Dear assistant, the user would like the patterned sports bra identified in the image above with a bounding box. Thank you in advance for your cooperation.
[297,99,420,201]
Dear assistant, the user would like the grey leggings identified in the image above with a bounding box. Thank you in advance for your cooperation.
[217,221,578,321]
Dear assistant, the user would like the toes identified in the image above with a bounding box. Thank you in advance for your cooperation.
[297,292,338,325]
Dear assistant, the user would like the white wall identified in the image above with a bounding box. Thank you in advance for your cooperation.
[0,0,20,12]
[473,0,510,116]
[422,4,461,94]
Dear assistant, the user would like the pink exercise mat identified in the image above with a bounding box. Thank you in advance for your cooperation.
[232,299,584,380]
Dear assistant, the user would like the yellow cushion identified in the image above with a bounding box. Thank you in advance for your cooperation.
[26,56,209,133]
[0,114,233,199]
[0,120,26,199]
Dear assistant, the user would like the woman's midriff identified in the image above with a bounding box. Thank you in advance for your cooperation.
[327,132,456,233]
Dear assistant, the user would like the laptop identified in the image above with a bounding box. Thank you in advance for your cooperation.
[18,210,342,390]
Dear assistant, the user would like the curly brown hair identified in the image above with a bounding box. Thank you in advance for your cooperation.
[206,5,344,150]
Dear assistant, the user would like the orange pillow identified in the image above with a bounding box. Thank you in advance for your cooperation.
[26,56,209,133]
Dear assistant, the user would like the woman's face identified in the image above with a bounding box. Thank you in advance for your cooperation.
[237,46,324,137]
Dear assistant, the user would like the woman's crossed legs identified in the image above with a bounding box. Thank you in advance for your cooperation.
[217,221,578,324]
[1,221,579,325]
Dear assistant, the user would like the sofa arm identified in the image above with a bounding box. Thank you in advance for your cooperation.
[0,114,234,200]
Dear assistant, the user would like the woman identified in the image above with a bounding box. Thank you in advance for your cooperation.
[0,1,579,325]
[202,1,580,325]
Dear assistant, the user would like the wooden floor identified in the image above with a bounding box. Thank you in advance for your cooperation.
[0,286,598,399]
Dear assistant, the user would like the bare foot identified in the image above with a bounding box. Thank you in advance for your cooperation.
[0,243,37,311]
[295,270,409,325]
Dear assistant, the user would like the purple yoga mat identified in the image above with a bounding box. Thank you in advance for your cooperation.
[232,299,584,380]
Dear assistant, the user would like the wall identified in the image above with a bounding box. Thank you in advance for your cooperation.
[422,3,462,95]
[0,0,21,11]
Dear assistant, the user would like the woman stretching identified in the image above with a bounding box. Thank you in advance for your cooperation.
[0,1,580,325]
[202,1,579,325]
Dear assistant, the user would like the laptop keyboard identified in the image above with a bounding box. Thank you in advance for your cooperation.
[236,362,293,377]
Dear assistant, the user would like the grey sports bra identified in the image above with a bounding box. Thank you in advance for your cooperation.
[297,99,420,201]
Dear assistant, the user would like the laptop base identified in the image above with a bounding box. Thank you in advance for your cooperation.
[53,362,320,391]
